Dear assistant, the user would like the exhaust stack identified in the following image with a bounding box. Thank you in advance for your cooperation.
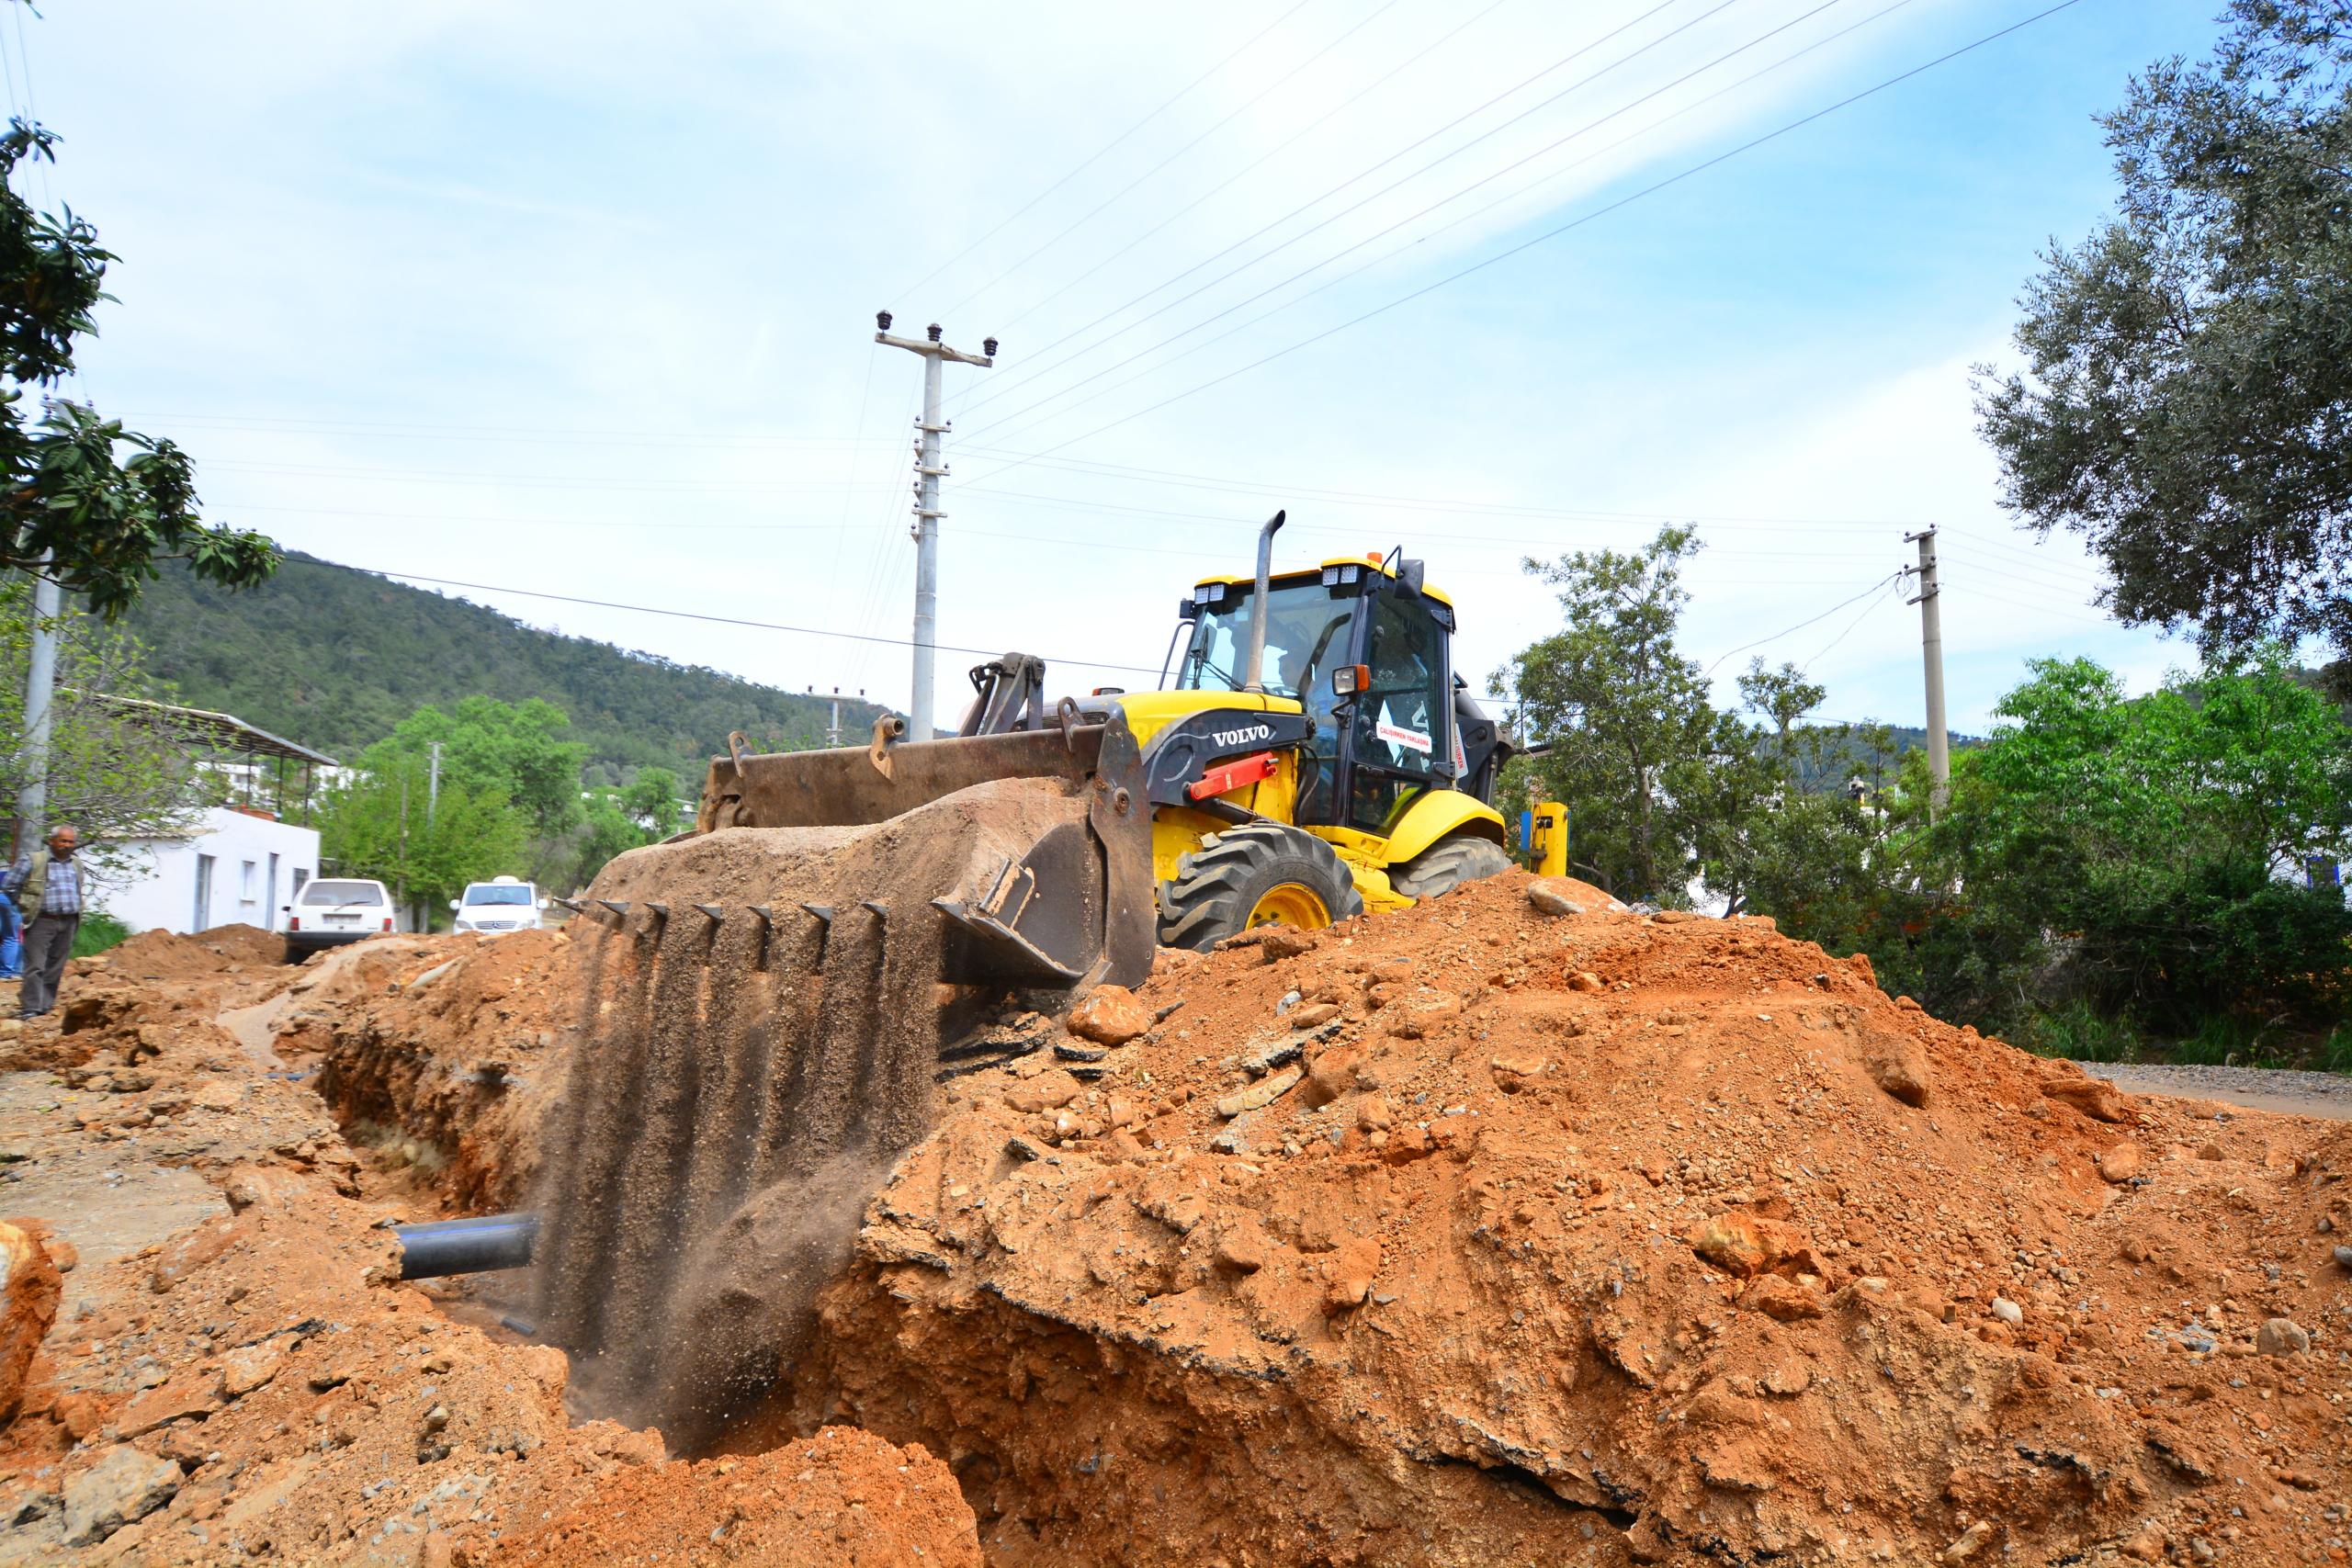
[1238,510,1287,695]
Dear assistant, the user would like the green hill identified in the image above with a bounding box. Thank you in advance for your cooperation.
[120,553,888,784]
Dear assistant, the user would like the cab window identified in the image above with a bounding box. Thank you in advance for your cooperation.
[1347,595,1449,833]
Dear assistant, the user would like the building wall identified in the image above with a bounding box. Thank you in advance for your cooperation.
[108,807,323,936]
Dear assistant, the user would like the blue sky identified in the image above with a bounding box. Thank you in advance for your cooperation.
[21,0,2229,736]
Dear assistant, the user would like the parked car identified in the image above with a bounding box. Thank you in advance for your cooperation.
[451,875,547,934]
[284,877,395,959]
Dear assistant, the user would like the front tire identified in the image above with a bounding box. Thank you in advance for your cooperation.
[1388,833,1513,900]
[1159,822,1364,951]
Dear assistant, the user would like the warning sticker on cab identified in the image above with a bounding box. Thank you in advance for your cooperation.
[1375,703,1432,754]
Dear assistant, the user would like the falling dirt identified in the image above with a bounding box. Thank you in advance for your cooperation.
[531,778,1084,1446]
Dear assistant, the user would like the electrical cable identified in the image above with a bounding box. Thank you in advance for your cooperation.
[952,0,2094,492]
[959,0,1739,422]
[335,563,1170,677]
[891,0,1317,303]
[969,0,1931,447]
[939,0,1411,318]
[963,0,1692,402]
[1705,571,1898,671]
[1796,574,1902,668]
[994,0,1521,335]
[966,0,1849,437]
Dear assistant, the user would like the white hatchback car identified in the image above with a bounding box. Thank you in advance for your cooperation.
[285,877,396,957]
[451,876,546,934]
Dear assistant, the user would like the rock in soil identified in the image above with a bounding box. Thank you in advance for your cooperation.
[61,1443,180,1545]
[0,1218,59,1421]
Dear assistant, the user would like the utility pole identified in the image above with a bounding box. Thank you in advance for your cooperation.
[876,311,996,741]
[425,740,443,828]
[13,558,59,853]
[1903,529,1950,817]
[826,688,842,750]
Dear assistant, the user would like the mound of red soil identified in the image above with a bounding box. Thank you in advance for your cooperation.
[96,924,282,983]
[776,873,2347,1567]
[483,1424,984,1567]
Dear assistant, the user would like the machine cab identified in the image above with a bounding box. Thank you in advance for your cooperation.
[1167,554,1467,835]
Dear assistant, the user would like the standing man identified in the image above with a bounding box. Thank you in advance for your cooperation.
[12,823,84,1021]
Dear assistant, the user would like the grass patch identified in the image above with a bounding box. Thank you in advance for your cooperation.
[2011,1001,2350,1072]
[70,910,130,959]
[2016,1000,2147,1064]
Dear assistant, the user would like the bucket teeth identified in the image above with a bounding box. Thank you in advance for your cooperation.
[747,906,774,927]
[693,904,724,922]
[860,899,889,919]
[596,900,631,918]
[644,903,671,920]
[550,897,583,913]
[800,904,834,925]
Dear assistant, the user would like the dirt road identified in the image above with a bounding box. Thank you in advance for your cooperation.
[2081,1059,2352,1121]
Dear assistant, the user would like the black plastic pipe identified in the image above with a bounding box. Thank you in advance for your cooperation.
[391,1213,539,1280]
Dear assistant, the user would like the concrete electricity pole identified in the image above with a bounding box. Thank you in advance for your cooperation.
[1903,529,1951,817]
[13,559,60,852]
[876,311,995,741]
[426,740,443,828]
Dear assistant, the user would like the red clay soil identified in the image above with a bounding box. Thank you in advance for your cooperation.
[482,1423,983,1567]
[307,930,572,1211]
[0,927,982,1567]
[770,873,2352,1567]
[7,895,2351,1566]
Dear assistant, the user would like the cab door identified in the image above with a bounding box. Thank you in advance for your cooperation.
[1340,591,1454,836]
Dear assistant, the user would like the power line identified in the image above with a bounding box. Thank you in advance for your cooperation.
[971,0,1928,447]
[994,0,1522,336]
[953,0,2095,492]
[337,563,1168,676]
[1705,571,1898,672]
[938,0,1412,318]
[890,0,1317,303]
[960,0,1692,410]
[1799,575,1903,668]
[959,0,1730,423]
[966,0,1849,439]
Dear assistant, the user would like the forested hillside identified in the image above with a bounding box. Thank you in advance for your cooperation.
[121,554,883,783]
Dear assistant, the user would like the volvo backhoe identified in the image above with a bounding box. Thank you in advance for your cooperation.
[662,510,1517,988]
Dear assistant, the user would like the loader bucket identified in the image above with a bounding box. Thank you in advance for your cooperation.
[529,713,1154,1440]
[693,712,1155,990]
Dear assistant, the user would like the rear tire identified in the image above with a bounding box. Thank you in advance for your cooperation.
[1388,833,1513,900]
[1159,822,1364,951]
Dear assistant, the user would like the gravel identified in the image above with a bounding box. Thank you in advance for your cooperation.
[2075,1061,2352,1121]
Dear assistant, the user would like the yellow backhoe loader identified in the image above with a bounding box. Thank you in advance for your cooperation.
[671,511,1519,987]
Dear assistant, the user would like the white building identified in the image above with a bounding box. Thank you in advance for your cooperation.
[110,804,323,936]
[84,702,341,937]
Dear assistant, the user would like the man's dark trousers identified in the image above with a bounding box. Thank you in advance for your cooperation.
[20,913,76,1018]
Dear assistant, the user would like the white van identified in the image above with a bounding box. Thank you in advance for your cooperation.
[451,875,546,934]
[285,877,396,957]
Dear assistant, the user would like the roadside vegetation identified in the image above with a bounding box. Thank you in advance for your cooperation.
[1503,527,2352,1069]
[313,696,694,926]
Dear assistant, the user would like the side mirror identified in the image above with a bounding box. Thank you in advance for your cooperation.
[1397,558,1426,597]
[280,906,292,914]
[1331,663,1371,698]
[448,899,461,911]
[537,898,549,910]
